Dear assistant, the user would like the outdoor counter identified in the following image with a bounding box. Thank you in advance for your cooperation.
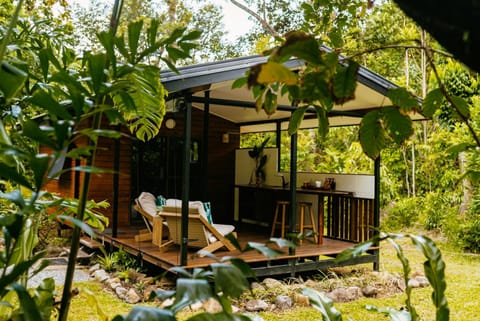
[234,184,354,244]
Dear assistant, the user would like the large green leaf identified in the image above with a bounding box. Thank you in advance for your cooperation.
[303,288,342,321]
[365,305,412,321]
[334,240,375,264]
[34,278,55,321]
[127,20,143,64]
[422,88,444,117]
[245,242,284,258]
[88,53,107,95]
[0,119,20,167]
[11,284,43,321]
[188,312,253,321]
[288,106,308,135]
[112,66,166,141]
[0,61,27,102]
[212,263,250,299]
[118,306,176,321]
[409,235,449,321]
[382,107,413,144]
[275,31,323,65]
[263,90,278,115]
[314,105,329,138]
[29,91,73,120]
[0,164,32,190]
[359,110,387,159]
[387,88,419,112]
[31,154,50,191]
[254,62,298,86]
[333,60,358,104]
[22,120,55,149]
[450,95,470,119]
[172,278,213,312]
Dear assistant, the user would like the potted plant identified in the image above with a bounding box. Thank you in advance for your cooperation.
[248,137,270,186]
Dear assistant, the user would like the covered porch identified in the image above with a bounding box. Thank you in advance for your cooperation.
[77,54,420,275]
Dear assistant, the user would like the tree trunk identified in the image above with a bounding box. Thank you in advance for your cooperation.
[458,151,473,214]
[401,145,411,197]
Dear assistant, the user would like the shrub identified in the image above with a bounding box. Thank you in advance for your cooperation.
[457,218,480,253]
[382,197,422,230]
[421,191,457,231]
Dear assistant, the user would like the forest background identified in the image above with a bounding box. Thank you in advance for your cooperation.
[1,0,480,320]
[3,0,480,253]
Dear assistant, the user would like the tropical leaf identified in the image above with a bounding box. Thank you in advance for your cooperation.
[0,61,27,102]
[118,306,176,321]
[275,31,323,65]
[254,62,298,86]
[288,106,308,135]
[359,110,387,159]
[172,279,213,312]
[11,284,43,321]
[187,312,253,321]
[446,142,474,154]
[334,240,375,264]
[314,105,329,138]
[387,87,419,112]
[303,288,342,321]
[112,66,167,141]
[450,95,470,119]
[246,242,284,258]
[423,88,444,117]
[408,235,449,321]
[212,263,250,299]
[333,60,358,104]
[382,107,413,144]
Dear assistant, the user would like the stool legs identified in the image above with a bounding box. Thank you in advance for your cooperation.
[271,201,289,238]
[297,202,318,244]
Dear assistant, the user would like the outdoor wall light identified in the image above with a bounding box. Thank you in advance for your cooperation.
[222,133,230,143]
[222,131,240,143]
[165,118,176,129]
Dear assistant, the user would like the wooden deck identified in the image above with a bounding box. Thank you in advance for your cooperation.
[86,224,379,277]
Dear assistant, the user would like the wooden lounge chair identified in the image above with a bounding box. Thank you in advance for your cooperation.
[134,192,168,245]
[158,205,236,256]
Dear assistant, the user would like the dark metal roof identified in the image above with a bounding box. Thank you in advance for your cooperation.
[159,54,420,129]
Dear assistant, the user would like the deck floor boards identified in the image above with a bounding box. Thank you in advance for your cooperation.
[90,225,366,272]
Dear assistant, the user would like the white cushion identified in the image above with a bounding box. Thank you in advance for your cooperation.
[208,224,235,243]
[138,192,157,216]
[165,199,208,219]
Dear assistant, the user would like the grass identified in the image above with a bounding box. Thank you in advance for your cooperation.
[64,233,480,320]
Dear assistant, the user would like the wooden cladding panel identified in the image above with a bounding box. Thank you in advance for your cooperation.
[324,196,374,243]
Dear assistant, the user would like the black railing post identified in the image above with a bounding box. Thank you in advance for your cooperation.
[181,93,192,267]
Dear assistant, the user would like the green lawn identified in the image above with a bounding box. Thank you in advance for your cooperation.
[66,235,480,320]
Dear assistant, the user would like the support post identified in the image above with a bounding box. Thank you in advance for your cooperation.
[289,129,298,254]
[201,91,210,201]
[276,121,281,171]
[112,128,120,238]
[181,93,192,267]
[373,156,381,271]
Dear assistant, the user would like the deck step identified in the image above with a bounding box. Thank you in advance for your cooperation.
[80,237,103,249]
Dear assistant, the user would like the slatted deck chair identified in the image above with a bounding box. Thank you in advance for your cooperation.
[158,204,236,256]
[134,192,169,244]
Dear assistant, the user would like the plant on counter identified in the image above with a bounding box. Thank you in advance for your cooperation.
[248,137,270,186]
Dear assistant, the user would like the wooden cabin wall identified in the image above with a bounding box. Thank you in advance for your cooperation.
[153,108,240,224]
[42,119,132,227]
[44,107,239,228]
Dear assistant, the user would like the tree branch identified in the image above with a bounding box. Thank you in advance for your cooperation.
[343,42,453,62]
[229,0,279,37]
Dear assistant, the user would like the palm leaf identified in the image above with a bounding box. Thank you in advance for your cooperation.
[112,66,167,141]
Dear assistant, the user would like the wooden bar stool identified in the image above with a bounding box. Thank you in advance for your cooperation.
[271,200,290,238]
[297,201,318,243]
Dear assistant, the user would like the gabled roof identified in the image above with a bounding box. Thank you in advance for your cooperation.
[160,55,423,132]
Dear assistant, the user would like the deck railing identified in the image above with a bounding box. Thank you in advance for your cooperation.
[324,195,375,243]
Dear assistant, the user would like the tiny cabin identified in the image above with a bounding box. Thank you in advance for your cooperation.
[45,55,421,276]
